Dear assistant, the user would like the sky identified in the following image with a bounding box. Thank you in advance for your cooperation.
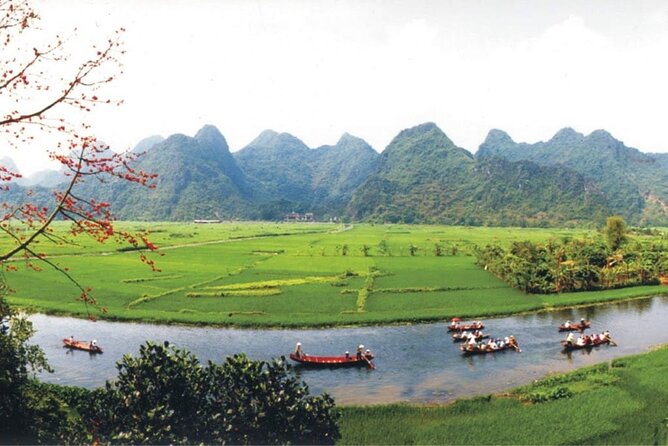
[3,0,668,174]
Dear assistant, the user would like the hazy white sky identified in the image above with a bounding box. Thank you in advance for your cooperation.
[4,0,668,174]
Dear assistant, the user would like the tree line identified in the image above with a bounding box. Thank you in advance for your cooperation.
[474,217,668,294]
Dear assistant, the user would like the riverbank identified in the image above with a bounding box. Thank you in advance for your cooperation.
[30,295,668,405]
[339,344,668,444]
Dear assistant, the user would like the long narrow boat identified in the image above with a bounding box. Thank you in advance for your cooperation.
[289,353,374,368]
[558,321,591,332]
[447,322,484,332]
[460,337,521,355]
[561,337,611,351]
[63,338,103,353]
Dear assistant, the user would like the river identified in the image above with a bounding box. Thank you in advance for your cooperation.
[29,295,668,405]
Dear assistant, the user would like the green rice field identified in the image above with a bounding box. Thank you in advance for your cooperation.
[339,344,668,445]
[3,222,666,327]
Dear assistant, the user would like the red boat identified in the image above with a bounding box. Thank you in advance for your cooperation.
[63,338,103,353]
[460,337,521,355]
[289,353,374,368]
[447,322,484,332]
[558,321,591,332]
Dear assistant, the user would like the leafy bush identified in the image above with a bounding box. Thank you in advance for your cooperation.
[85,341,340,445]
[521,386,574,403]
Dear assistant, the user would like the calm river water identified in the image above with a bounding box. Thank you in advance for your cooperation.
[30,295,668,405]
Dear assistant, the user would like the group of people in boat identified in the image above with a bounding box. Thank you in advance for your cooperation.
[63,335,102,353]
[560,318,590,331]
[452,330,487,342]
[563,330,611,348]
[448,320,485,331]
[293,342,373,361]
[461,335,519,354]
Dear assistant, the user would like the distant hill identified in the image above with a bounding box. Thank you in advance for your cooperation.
[88,125,254,221]
[348,123,609,226]
[233,129,378,219]
[477,128,668,225]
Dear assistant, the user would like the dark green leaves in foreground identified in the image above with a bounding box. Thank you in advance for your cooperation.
[86,342,340,445]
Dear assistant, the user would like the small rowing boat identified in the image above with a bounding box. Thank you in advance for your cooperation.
[460,336,520,355]
[289,353,374,368]
[447,322,484,332]
[63,338,103,353]
[558,321,591,332]
[561,334,614,351]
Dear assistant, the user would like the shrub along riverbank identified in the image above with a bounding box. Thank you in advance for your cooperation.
[339,345,668,445]
[4,222,668,327]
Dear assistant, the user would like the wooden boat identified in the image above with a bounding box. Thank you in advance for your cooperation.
[447,322,484,332]
[63,338,103,353]
[289,353,374,368]
[558,321,591,332]
[561,336,612,351]
[460,337,520,355]
[452,332,489,342]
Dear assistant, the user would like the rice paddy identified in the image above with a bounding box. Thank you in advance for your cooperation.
[3,222,665,327]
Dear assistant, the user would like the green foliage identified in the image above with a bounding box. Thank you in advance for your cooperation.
[87,342,340,445]
[605,215,628,250]
[475,234,666,294]
[0,295,54,443]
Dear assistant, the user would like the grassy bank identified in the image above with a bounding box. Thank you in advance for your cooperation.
[339,345,668,445]
[4,222,666,327]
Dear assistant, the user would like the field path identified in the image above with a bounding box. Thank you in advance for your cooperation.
[18,225,351,261]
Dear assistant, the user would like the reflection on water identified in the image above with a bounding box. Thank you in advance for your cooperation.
[30,295,668,405]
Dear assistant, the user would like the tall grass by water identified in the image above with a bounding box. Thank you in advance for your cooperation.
[339,345,668,444]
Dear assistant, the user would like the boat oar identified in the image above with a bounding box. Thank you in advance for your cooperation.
[362,355,375,370]
[607,337,618,347]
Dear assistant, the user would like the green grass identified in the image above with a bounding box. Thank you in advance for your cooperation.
[3,222,667,327]
[339,346,668,445]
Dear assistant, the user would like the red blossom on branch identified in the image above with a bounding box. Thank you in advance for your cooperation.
[0,0,157,317]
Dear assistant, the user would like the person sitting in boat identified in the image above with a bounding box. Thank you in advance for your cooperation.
[565,332,575,346]
[91,340,98,349]
[365,348,372,358]
[345,351,350,359]
[580,318,586,327]
[564,320,572,328]
[356,344,364,360]
[602,330,610,340]
[467,335,477,347]
[575,335,586,347]
[69,335,74,342]
[294,342,304,358]
[590,333,599,343]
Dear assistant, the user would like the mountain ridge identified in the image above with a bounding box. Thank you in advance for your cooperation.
[3,123,668,226]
